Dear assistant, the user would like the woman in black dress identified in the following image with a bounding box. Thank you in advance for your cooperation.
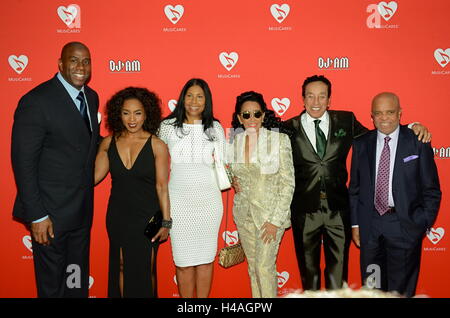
[95,87,171,298]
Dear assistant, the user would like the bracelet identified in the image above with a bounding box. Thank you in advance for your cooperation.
[161,218,173,229]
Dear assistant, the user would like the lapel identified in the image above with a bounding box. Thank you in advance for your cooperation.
[322,111,337,160]
[49,76,98,155]
[234,128,271,164]
[295,111,321,159]
[392,126,409,191]
[297,110,338,161]
[85,87,99,138]
[51,76,92,140]
[367,130,378,191]
[257,127,278,163]
[233,131,246,164]
[257,127,267,155]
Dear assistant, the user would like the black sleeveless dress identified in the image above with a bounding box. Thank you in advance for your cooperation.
[106,135,160,298]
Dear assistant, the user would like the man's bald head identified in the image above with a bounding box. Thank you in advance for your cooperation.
[58,42,91,90]
[371,92,400,112]
[60,42,89,59]
[371,92,402,135]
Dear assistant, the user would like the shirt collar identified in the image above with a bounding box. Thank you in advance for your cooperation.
[377,125,400,143]
[57,72,85,101]
[305,110,329,125]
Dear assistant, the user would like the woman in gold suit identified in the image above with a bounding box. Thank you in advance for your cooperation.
[228,91,295,298]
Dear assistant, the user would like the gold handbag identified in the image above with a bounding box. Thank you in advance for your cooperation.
[218,242,245,268]
[218,191,245,268]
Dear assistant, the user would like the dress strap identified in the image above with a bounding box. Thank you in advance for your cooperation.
[148,134,155,159]
[107,134,117,156]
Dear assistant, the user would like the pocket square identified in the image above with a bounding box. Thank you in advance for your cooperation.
[403,155,419,163]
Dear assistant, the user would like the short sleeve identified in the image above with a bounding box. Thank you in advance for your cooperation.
[158,119,172,144]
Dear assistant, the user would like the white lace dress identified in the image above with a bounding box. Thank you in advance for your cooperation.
[158,119,225,267]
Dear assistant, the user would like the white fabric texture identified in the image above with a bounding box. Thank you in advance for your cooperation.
[158,119,225,267]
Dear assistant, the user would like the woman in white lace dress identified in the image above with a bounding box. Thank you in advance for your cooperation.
[158,78,225,298]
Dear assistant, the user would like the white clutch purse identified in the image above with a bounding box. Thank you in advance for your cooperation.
[213,160,232,191]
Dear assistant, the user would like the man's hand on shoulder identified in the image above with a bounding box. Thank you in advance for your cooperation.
[411,123,431,143]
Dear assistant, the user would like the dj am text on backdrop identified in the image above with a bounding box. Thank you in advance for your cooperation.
[1,0,449,297]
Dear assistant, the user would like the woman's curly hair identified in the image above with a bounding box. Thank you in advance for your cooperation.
[105,87,162,136]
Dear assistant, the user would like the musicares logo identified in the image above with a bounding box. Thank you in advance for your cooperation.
[168,99,177,112]
[222,230,239,246]
[219,52,239,71]
[57,4,81,30]
[366,1,399,29]
[427,227,445,245]
[277,271,290,288]
[268,3,292,31]
[377,1,397,21]
[424,226,446,252]
[270,4,290,23]
[434,48,450,68]
[8,55,28,74]
[271,98,290,117]
[22,235,33,252]
[163,4,186,32]
[164,5,184,24]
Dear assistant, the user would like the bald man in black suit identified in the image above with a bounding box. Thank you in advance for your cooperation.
[349,93,441,296]
[12,42,100,297]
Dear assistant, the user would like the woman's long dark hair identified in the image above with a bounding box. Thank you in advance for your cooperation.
[164,78,218,140]
[231,91,292,138]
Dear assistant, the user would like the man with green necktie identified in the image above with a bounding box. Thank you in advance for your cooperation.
[284,75,431,291]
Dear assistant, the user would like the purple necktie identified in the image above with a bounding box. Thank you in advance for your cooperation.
[375,136,391,215]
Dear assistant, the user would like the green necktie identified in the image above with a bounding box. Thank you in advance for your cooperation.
[314,119,326,159]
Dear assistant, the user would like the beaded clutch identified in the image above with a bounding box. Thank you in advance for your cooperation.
[218,242,245,268]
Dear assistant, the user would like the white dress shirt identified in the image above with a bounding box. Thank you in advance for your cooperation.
[300,111,329,151]
[57,72,92,129]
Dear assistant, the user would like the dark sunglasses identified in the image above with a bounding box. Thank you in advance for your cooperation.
[241,110,263,120]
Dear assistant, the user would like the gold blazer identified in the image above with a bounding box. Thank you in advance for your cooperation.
[227,128,295,229]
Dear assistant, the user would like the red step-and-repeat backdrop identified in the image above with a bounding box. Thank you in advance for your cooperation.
[0,0,449,298]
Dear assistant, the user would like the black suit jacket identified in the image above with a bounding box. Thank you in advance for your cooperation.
[285,110,368,215]
[11,75,100,231]
[348,126,441,243]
